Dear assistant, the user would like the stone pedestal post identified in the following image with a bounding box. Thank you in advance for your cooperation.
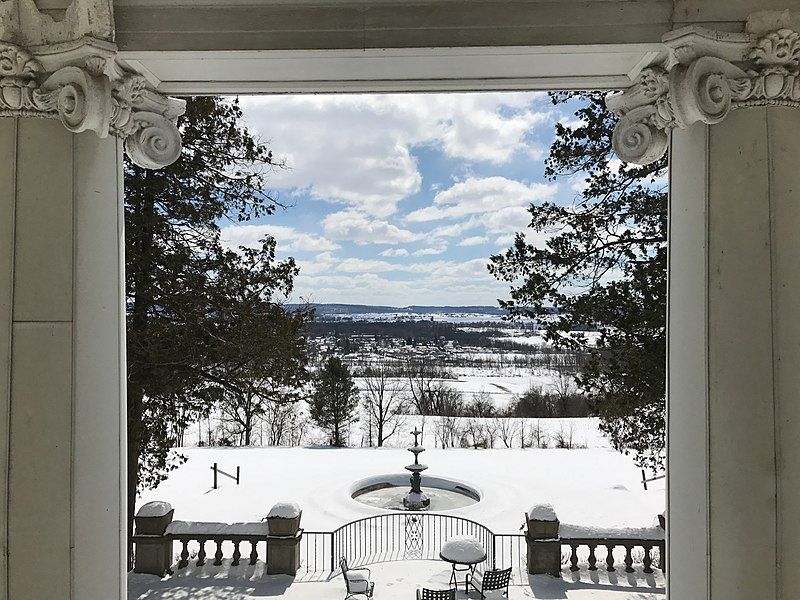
[266,532,303,575]
[525,506,561,577]
[266,502,302,575]
[133,502,175,577]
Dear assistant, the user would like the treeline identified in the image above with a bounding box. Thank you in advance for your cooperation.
[307,319,546,350]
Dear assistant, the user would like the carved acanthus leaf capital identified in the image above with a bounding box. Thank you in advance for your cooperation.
[607,14,800,165]
[0,38,184,168]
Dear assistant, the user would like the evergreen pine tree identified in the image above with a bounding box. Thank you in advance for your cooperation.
[310,357,359,447]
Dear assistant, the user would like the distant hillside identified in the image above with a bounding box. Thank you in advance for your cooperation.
[288,303,508,317]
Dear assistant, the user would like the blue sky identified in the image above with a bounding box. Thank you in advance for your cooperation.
[222,92,585,306]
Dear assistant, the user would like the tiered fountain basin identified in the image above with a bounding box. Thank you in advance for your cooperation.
[350,474,481,511]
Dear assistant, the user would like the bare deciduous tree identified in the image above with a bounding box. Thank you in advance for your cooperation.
[361,361,408,446]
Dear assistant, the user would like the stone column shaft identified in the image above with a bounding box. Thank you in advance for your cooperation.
[0,118,126,600]
[668,106,800,600]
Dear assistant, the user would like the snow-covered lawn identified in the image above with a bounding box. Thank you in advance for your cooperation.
[137,444,664,536]
[129,559,665,599]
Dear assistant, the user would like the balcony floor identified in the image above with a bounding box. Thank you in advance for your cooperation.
[129,559,665,599]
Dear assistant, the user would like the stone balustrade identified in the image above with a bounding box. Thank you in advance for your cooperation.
[132,501,303,577]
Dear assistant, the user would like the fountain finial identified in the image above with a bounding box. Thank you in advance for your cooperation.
[403,426,430,510]
[411,427,422,446]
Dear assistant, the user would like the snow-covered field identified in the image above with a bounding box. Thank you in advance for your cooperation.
[137,440,664,537]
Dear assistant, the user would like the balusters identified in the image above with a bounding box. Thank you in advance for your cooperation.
[643,545,653,574]
[605,544,615,572]
[587,544,598,571]
[197,538,207,566]
[624,545,634,573]
[232,540,241,566]
[179,538,190,569]
[214,540,224,566]
[249,539,259,566]
[569,543,579,572]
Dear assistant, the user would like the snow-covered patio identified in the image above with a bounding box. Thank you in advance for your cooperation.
[129,559,665,599]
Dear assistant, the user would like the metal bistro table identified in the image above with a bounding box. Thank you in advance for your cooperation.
[439,536,487,593]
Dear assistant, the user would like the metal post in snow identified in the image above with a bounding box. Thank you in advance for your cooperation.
[236,466,240,485]
[212,462,218,489]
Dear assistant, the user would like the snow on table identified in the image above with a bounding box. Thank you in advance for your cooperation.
[439,536,487,564]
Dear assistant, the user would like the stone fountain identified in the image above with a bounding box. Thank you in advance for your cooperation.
[403,427,430,510]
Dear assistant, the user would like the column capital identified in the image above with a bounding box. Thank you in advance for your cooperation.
[607,10,800,165]
[0,0,185,169]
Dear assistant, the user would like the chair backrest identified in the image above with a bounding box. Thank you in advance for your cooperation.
[418,588,456,600]
[482,567,512,591]
[340,556,349,574]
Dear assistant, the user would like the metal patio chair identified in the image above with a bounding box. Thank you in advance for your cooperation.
[340,557,375,600]
[467,566,512,598]
[416,588,456,600]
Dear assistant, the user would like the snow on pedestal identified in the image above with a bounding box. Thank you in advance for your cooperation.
[266,501,302,537]
[136,501,173,518]
[440,536,487,564]
[527,503,557,522]
[267,501,301,519]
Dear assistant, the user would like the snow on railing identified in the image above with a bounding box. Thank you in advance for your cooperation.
[166,520,270,568]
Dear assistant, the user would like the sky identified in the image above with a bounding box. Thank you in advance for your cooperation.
[221,92,585,307]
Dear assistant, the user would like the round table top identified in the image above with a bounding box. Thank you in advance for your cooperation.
[439,536,487,565]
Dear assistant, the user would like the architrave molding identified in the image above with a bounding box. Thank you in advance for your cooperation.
[0,0,184,169]
[607,10,800,165]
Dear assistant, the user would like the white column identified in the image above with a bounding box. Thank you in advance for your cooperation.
[0,118,126,600]
[668,106,800,600]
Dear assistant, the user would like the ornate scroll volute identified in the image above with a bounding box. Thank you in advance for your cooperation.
[605,68,671,164]
[607,13,800,166]
[37,65,112,135]
[669,57,747,129]
[124,111,182,170]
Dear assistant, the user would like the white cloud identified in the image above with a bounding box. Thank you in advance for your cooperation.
[380,248,410,257]
[290,259,506,306]
[240,93,552,217]
[322,210,422,245]
[495,233,516,246]
[221,224,339,252]
[429,221,478,239]
[458,236,489,247]
[413,245,448,256]
[335,258,399,273]
[406,176,556,222]
[482,206,532,233]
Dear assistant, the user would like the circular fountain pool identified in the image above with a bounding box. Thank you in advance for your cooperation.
[351,475,481,511]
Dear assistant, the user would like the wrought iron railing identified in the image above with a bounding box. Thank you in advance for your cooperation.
[298,514,664,582]
[328,513,495,573]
